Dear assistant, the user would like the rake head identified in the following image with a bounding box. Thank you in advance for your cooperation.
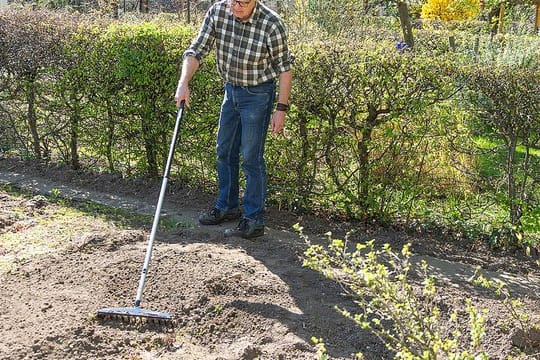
[96,306,174,327]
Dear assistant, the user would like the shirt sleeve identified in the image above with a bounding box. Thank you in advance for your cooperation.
[183,6,216,62]
[267,19,293,74]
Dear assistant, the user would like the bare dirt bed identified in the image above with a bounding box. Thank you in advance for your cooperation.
[0,158,539,360]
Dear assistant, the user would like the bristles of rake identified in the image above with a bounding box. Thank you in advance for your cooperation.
[96,307,174,327]
[97,315,174,328]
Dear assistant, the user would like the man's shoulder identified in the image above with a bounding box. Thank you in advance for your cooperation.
[257,2,286,27]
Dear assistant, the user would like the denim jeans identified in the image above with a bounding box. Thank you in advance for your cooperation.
[215,80,276,224]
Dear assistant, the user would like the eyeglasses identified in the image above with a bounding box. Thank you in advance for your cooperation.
[229,0,252,7]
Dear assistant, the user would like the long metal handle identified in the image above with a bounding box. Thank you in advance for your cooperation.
[134,101,185,307]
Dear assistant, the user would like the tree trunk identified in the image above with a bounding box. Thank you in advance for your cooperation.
[296,113,311,211]
[507,135,519,226]
[69,92,80,170]
[25,78,41,160]
[358,108,377,213]
[142,114,158,178]
[139,0,148,13]
[112,1,119,19]
[106,104,116,173]
[535,0,540,33]
[498,3,505,34]
[358,128,371,212]
[397,1,414,48]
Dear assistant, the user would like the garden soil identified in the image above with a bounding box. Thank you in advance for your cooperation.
[0,157,539,360]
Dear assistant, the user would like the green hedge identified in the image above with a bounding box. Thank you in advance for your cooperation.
[1,8,539,247]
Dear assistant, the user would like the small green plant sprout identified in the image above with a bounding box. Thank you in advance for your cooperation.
[87,311,97,321]
[311,337,329,360]
[297,224,489,360]
[211,304,224,314]
[49,188,61,199]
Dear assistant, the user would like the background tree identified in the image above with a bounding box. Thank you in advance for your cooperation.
[482,0,538,34]
[465,64,540,244]
[0,9,65,160]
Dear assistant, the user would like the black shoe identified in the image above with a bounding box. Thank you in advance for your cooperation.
[224,218,265,239]
[199,208,241,225]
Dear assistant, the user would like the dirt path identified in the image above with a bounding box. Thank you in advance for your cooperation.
[1,158,539,359]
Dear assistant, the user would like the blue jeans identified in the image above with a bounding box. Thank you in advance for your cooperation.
[215,80,276,224]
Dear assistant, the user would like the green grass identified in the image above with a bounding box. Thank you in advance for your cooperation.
[47,186,191,231]
[0,187,110,272]
[0,184,190,273]
[474,136,540,178]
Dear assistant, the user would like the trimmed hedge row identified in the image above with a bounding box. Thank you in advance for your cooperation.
[1,8,539,246]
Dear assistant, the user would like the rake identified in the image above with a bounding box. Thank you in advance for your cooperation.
[97,101,186,325]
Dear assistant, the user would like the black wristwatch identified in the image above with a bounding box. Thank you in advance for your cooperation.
[275,103,289,112]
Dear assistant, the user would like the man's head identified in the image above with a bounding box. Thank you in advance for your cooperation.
[229,0,256,21]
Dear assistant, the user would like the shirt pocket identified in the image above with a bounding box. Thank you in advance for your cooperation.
[243,39,267,66]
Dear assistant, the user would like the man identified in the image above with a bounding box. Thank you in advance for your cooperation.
[175,0,293,239]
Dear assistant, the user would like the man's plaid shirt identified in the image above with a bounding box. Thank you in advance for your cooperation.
[184,0,293,87]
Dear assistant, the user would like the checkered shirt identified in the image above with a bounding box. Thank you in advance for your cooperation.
[184,0,293,86]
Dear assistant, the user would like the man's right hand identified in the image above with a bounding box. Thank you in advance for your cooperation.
[175,83,190,108]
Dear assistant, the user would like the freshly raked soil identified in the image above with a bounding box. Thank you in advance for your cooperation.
[0,157,539,359]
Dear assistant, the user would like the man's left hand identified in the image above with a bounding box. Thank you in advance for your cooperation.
[271,110,286,134]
